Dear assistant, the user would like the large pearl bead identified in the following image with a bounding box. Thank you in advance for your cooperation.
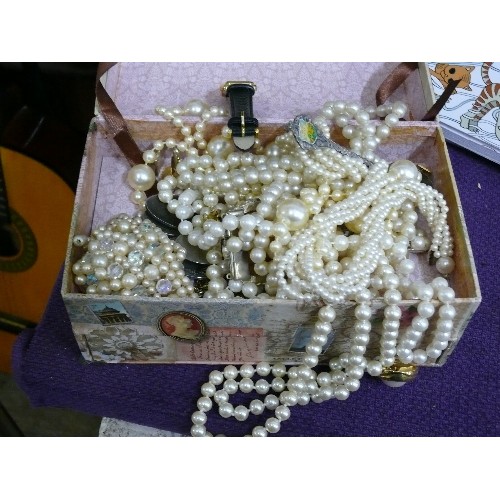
[185,99,207,116]
[207,136,233,158]
[127,164,156,191]
[275,198,310,231]
[388,159,422,182]
[436,256,455,275]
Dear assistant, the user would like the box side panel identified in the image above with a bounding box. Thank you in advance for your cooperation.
[64,294,317,364]
[418,62,437,113]
[435,129,481,300]
[435,299,481,366]
[62,122,100,295]
[64,292,478,366]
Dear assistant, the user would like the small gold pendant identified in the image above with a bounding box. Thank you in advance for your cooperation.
[379,361,419,387]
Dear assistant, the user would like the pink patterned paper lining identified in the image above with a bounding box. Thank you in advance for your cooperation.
[103,62,429,120]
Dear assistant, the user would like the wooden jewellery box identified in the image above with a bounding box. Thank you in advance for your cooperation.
[61,62,481,367]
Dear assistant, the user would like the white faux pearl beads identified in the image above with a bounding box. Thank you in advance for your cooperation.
[275,198,310,231]
[127,164,156,191]
[388,159,422,182]
[72,214,196,298]
[206,136,233,158]
[71,94,458,438]
[149,97,455,304]
[436,256,455,275]
[184,97,456,436]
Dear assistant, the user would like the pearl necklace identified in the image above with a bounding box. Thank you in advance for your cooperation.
[191,271,456,438]
[72,97,457,437]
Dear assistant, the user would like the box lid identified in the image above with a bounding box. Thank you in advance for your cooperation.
[100,62,432,122]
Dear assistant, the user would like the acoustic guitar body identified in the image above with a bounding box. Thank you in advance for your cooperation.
[0,146,74,372]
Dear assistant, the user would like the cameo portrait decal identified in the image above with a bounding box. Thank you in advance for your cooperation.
[157,311,207,342]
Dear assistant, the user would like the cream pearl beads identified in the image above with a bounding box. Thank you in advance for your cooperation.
[71,94,458,438]
[72,214,196,298]
[123,96,455,306]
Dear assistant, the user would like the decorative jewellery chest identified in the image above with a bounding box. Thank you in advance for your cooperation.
[62,63,481,380]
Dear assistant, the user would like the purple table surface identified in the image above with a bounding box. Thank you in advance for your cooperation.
[11,143,500,437]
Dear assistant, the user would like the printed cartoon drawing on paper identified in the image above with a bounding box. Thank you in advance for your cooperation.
[429,63,474,94]
[429,62,500,148]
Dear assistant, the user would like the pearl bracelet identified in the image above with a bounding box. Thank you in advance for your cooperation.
[71,96,457,437]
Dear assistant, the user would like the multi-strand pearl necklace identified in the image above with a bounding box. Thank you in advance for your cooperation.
[72,97,456,437]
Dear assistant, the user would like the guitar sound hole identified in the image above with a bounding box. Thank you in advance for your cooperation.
[0,225,20,257]
[0,210,37,272]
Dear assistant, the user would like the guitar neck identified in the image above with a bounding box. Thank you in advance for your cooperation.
[0,156,18,256]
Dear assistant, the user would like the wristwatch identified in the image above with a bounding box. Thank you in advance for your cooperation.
[221,81,258,151]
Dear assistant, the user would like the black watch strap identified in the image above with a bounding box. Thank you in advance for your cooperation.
[222,81,258,151]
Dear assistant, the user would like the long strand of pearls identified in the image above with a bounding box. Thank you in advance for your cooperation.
[191,282,457,437]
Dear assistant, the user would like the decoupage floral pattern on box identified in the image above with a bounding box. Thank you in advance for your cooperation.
[83,325,167,362]
[66,296,273,328]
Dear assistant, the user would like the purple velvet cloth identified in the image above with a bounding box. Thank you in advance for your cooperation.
[11,143,500,437]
